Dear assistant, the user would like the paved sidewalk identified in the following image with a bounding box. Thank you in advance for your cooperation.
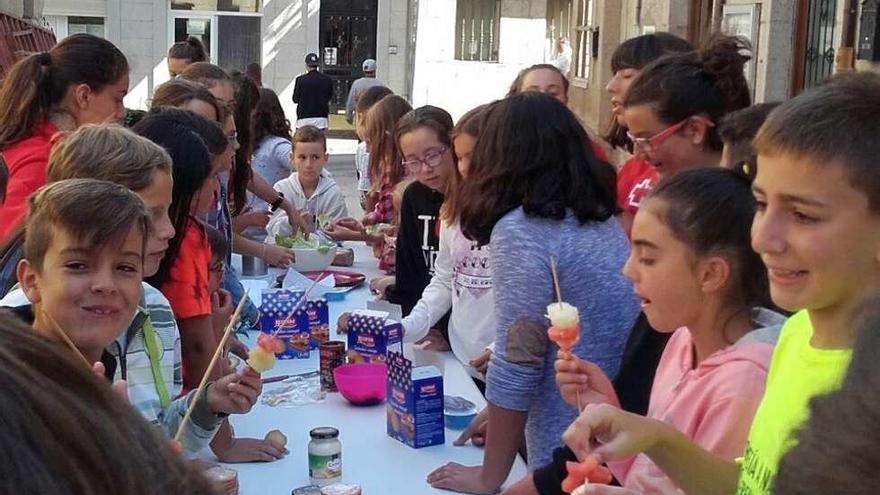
[324,138,362,217]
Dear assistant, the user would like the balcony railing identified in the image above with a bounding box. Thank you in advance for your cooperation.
[0,13,56,80]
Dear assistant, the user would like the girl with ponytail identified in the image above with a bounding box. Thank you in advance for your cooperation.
[622,34,751,178]
[167,36,208,77]
[0,33,129,243]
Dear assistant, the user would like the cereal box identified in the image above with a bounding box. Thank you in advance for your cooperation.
[259,289,311,359]
[305,298,330,349]
[345,309,402,364]
[386,351,445,448]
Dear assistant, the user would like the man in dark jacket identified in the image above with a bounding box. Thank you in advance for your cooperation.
[292,53,333,130]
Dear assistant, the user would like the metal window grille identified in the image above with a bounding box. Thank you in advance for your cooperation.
[802,0,837,89]
[455,0,501,62]
[573,0,594,79]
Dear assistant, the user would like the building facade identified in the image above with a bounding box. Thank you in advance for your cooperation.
[36,0,564,124]
[0,0,43,19]
[562,0,870,153]
[411,0,554,120]
[40,0,412,120]
[33,0,880,138]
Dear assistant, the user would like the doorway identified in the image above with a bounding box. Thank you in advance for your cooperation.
[319,0,379,114]
[791,0,837,93]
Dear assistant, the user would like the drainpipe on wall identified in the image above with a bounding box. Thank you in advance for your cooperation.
[711,0,725,32]
[636,0,642,31]
[404,0,419,101]
[836,0,859,71]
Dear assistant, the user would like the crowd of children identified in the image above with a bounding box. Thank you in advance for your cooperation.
[0,29,879,495]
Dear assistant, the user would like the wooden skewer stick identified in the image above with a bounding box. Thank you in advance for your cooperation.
[42,311,92,370]
[550,256,563,304]
[550,257,583,412]
[270,272,327,338]
[174,290,250,443]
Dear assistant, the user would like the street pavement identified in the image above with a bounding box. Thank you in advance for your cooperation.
[324,139,362,218]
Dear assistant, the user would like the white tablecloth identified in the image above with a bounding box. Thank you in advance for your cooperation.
[227,244,528,494]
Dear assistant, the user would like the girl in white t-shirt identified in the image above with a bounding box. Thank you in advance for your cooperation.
[400,105,495,379]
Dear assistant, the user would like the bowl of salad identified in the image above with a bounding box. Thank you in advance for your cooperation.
[275,233,336,272]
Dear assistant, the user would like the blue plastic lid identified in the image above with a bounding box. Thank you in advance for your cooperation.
[325,290,346,301]
[444,395,476,413]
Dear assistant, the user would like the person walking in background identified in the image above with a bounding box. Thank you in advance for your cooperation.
[345,58,383,124]
[292,53,333,130]
[551,36,572,77]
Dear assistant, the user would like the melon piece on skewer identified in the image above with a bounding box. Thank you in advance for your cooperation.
[247,334,285,372]
[562,456,613,494]
[547,301,580,354]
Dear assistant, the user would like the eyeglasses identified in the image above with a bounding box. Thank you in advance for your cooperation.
[401,146,448,172]
[626,116,715,153]
[227,131,238,144]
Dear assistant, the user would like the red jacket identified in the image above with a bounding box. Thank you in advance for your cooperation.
[616,157,656,216]
[0,120,59,242]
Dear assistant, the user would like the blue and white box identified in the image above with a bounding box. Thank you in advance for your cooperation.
[346,309,402,364]
[305,298,330,349]
[386,351,445,449]
[259,289,311,359]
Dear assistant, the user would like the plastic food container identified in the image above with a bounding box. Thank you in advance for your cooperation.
[321,484,362,495]
[204,466,239,495]
[333,363,387,406]
[293,247,336,272]
[444,395,478,430]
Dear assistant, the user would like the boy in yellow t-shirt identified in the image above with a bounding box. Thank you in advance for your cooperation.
[736,311,851,494]
[560,72,880,495]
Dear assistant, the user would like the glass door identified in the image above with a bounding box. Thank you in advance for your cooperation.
[171,15,216,63]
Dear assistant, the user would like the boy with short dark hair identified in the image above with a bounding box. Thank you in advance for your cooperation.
[204,225,250,360]
[13,179,263,455]
[718,102,781,179]
[205,225,228,296]
[17,179,150,363]
[266,125,348,238]
[561,72,880,495]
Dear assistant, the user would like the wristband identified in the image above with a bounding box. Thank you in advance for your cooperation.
[270,192,285,212]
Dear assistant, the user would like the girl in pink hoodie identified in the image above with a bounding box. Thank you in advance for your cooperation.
[551,167,784,495]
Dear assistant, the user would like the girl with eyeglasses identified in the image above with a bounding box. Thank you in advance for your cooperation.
[622,34,751,180]
[602,33,692,236]
[337,105,457,347]
[375,106,457,339]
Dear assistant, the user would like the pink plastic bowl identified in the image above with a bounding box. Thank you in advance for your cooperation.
[333,363,387,406]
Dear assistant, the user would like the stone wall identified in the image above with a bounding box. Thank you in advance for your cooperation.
[102,0,166,110]
[568,0,796,164]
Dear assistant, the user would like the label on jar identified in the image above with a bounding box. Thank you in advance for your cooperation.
[309,452,342,484]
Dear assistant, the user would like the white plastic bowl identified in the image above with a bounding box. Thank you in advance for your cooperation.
[292,247,335,272]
